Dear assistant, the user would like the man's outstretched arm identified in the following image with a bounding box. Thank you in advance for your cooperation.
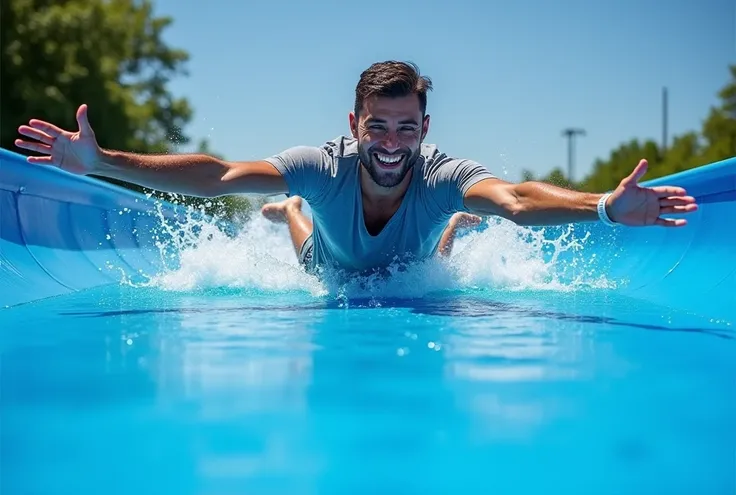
[463,177,603,226]
[463,159,698,228]
[15,103,289,198]
[94,150,288,198]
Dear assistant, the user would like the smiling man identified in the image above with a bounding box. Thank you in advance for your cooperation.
[259,62,498,273]
[15,61,698,276]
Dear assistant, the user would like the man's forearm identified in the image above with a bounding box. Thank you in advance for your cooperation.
[510,181,606,225]
[93,149,232,197]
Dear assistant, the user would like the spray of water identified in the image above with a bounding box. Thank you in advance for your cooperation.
[116,195,617,301]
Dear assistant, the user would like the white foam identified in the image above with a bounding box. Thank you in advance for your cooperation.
[449,218,615,292]
[122,196,616,299]
[140,204,326,296]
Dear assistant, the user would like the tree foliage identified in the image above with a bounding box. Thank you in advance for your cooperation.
[1,0,254,222]
[3,0,733,217]
[1,0,192,152]
[524,65,736,191]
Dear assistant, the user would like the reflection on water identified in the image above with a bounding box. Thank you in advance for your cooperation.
[59,293,734,340]
[1,286,734,495]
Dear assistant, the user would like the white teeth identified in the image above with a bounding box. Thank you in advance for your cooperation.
[376,153,402,164]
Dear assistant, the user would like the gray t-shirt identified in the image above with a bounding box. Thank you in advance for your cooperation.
[265,135,495,273]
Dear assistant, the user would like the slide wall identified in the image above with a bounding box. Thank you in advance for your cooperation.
[1,148,734,322]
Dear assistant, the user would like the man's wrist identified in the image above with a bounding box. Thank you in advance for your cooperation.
[94,148,140,177]
[597,193,616,226]
[91,148,109,175]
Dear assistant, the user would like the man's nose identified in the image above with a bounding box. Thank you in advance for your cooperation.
[381,132,400,152]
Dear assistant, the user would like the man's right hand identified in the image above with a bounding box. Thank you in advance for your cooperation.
[15,104,101,175]
[14,103,289,198]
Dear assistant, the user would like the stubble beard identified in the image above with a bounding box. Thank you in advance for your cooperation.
[358,142,421,189]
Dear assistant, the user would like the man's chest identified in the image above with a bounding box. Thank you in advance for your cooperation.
[362,205,401,237]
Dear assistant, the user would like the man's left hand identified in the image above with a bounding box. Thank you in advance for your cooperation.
[606,159,699,227]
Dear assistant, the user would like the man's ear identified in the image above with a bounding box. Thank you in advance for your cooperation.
[349,112,358,138]
[421,114,431,140]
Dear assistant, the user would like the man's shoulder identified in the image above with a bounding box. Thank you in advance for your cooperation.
[317,135,360,160]
[418,142,469,173]
[420,141,441,160]
[417,142,497,188]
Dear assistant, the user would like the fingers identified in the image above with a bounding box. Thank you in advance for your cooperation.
[622,159,648,186]
[18,125,55,145]
[76,104,93,134]
[655,217,687,227]
[27,155,56,165]
[26,119,64,138]
[14,139,51,155]
[659,196,696,206]
[18,105,89,140]
[659,195,698,215]
[660,204,698,214]
[655,198,698,226]
[653,185,688,197]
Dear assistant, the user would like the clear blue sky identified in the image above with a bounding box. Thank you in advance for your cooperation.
[152,0,734,183]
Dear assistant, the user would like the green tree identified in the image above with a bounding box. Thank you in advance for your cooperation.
[570,65,736,192]
[521,169,536,182]
[542,167,573,188]
[1,0,257,222]
[699,107,736,164]
[662,132,702,174]
[575,138,662,192]
[1,0,192,153]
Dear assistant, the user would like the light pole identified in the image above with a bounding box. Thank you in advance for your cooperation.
[562,128,586,183]
[662,86,668,154]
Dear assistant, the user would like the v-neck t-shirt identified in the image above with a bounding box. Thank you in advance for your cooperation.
[265,135,496,273]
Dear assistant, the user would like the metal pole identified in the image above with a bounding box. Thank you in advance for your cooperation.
[662,87,668,154]
[562,128,586,183]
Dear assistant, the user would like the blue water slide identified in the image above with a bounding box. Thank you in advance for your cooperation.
[1,147,734,322]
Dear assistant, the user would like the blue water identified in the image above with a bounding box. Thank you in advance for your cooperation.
[1,148,735,494]
[2,284,734,494]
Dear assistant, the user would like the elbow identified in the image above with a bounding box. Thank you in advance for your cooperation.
[199,159,236,198]
[501,188,540,226]
[464,180,530,224]
[185,180,224,199]
[504,202,534,225]
[496,185,529,224]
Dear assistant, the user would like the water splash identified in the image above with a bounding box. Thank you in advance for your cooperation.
[450,218,615,292]
[138,198,326,297]
[117,196,617,300]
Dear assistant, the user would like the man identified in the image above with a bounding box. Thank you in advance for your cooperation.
[15,61,698,276]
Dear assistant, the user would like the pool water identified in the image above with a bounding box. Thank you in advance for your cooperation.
[2,267,734,494]
[2,196,735,495]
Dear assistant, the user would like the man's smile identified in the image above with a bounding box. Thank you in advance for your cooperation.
[374,152,405,169]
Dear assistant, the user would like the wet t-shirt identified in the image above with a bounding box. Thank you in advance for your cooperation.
[265,135,496,273]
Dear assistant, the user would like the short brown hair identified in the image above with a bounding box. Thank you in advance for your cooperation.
[354,61,433,117]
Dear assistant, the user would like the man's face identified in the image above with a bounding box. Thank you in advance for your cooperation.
[350,94,430,188]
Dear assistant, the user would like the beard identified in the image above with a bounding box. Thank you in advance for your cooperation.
[357,142,422,188]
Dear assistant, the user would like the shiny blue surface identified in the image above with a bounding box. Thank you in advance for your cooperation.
[2,147,735,319]
[1,147,735,494]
